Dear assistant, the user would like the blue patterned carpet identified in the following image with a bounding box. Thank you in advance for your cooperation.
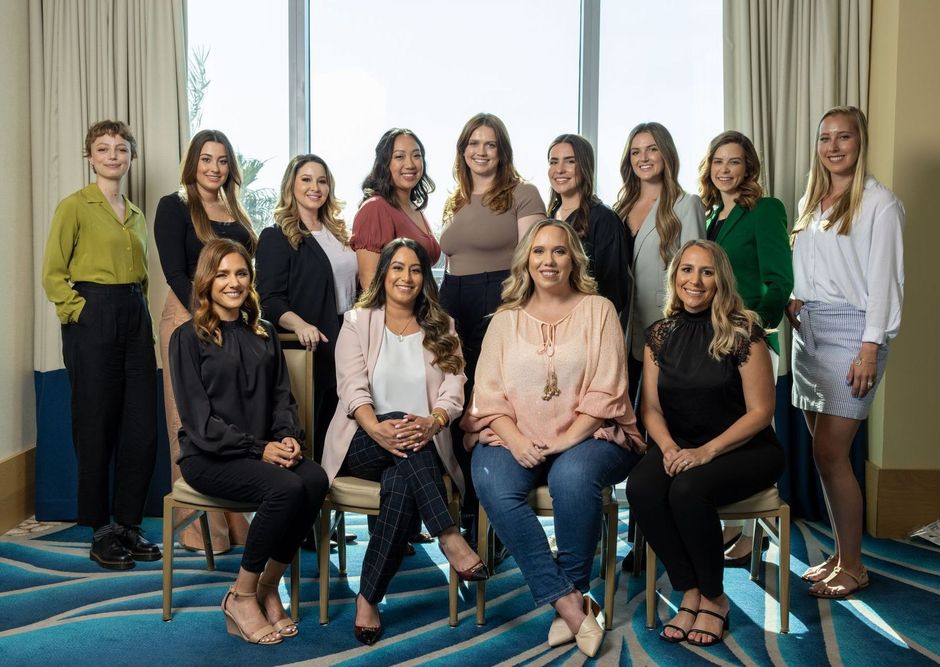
[1,511,938,666]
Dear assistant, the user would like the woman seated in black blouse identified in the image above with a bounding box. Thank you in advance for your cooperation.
[626,240,784,647]
[169,238,329,646]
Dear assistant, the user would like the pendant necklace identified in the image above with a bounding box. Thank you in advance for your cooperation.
[388,315,414,342]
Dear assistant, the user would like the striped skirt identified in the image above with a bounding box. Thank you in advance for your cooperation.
[791,302,888,420]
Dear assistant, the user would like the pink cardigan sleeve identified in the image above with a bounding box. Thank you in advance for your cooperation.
[334,309,375,417]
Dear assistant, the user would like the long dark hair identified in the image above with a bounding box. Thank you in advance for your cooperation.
[356,238,463,374]
[179,129,257,251]
[360,128,435,211]
[546,133,600,239]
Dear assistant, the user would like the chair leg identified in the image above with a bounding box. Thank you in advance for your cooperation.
[448,492,460,628]
[290,549,300,622]
[338,511,347,576]
[779,505,791,634]
[162,495,174,621]
[645,542,656,629]
[632,527,645,578]
[475,504,489,626]
[319,503,332,625]
[198,512,215,571]
[603,502,617,631]
[750,517,765,580]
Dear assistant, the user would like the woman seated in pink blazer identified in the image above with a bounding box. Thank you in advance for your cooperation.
[322,238,489,646]
[462,219,646,658]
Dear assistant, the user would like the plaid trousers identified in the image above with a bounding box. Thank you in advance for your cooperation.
[344,412,455,603]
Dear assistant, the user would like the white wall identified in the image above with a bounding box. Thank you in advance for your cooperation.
[0,0,37,461]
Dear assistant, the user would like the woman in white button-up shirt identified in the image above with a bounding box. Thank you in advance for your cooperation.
[787,106,904,600]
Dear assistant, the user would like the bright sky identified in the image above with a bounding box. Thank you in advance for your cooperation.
[188,0,722,230]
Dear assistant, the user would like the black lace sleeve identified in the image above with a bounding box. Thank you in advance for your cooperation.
[731,319,767,365]
[645,318,677,364]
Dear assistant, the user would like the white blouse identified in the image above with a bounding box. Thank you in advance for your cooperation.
[371,328,428,416]
[792,176,904,344]
[311,228,358,315]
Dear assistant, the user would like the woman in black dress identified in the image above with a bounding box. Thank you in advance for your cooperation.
[627,240,783,647]
[170,239,328,645]
[546,133,632,324]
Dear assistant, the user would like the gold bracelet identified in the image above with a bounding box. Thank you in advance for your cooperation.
[432,409,448,429]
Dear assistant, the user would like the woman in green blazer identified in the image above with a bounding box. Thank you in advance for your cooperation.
[698,130,793,564]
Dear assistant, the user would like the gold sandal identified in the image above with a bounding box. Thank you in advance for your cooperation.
[808,565,869,599]
[801,555,838,582]
[257,580,298,637]
[221,587,282,645]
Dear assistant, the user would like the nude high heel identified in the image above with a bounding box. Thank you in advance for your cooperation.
[221,587,282,645]
[575,596,604,658]
[256,580,298,637]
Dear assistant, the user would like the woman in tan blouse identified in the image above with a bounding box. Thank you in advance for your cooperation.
[462,219,644,658]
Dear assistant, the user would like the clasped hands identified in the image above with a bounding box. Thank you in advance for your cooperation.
[370,414,440,459]
[661,444,713,477]
[262,437,303,468]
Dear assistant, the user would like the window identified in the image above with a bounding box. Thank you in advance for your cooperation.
[309,0,581,235]
[187,0,290,230]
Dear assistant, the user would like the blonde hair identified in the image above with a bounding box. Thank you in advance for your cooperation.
[443,113,524,225]
[499,219,597,312]
[191,239,267,345]
[273,154,348,250]
[793,106,868,238]
[664,240,760,360]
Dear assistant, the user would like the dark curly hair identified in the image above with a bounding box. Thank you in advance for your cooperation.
[360,128,435,211]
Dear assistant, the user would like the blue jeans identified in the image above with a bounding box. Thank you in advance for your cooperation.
[472,438,639,606]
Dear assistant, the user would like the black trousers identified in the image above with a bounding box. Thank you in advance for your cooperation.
[626,440,784,597]
[61,282,157,529]
[180,454,328,572]
[439,270,508,525]
[343,413,455,603]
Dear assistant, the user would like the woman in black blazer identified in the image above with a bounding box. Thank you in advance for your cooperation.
[546,133,632,325]
[255,154,358,463]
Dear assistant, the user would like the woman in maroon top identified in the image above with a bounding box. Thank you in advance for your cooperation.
[351,128,440,289]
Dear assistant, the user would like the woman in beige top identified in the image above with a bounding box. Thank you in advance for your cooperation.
[462,219,644,658]
[439,112,545,536]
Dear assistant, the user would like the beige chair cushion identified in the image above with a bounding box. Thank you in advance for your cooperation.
[719,486,782,515]
[526,485,613,511]
[330,476,382,510]
[171,478,258,511]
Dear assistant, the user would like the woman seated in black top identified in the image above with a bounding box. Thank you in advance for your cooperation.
[626,240,783,648]
[169,238,328,646]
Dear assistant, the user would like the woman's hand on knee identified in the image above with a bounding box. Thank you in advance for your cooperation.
[667,447,714,476]
[396,414,439,451]
[281,437,303,467]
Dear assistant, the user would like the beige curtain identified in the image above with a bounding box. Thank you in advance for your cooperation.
[723,0,871,371]
[30,0,189,372]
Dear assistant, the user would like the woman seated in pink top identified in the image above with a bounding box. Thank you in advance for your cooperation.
[351,128,441,288]
[322,238,488,646]
[462,219,645,658]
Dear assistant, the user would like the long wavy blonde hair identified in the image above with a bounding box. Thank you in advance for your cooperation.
[793,106,868,238]
[356,239,464,375]
[273,154,348,249]
[443,113,524,225]
[498,219,598,312]
[613,122,684,268]
[192,239,267,345]
[664,240,760,360]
